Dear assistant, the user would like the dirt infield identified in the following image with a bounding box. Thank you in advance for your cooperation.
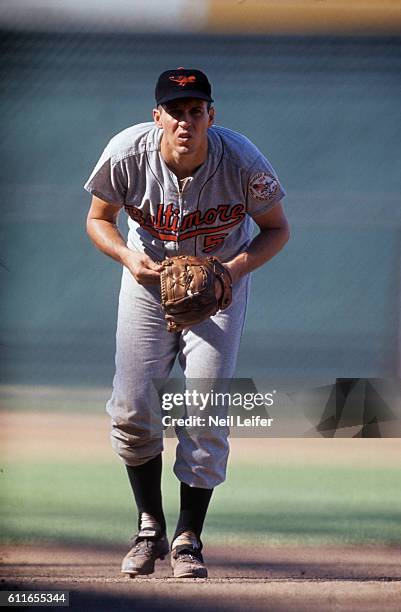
[2,408,401,610]
[2,409,401,465]
[2,543,401,611]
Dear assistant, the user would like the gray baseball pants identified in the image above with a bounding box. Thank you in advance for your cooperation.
[106,266,250,488]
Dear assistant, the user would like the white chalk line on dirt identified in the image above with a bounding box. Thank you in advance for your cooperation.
[2,576,401,584]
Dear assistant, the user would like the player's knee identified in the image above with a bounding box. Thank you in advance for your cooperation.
[110,422,163,466]
[174,461,228,488]
[174,437,230,488]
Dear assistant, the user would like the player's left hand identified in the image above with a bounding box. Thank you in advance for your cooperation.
[214,277,223,301]
[222,260,241,285]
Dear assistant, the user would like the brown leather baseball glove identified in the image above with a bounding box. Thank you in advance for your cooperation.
[160,255,232,332]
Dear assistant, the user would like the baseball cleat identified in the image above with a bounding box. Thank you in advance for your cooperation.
[121,528,169,577]
[171,532,208,579]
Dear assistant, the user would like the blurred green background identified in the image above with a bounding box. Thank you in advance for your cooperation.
[1,33,400,386]
[2,457,401,547]
[1,29,401,552]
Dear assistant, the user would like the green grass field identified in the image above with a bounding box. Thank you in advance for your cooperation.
[2,459,401,548]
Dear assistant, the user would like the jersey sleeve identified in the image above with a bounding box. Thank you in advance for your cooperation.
[245,154,286,217]
[84,143,128,205]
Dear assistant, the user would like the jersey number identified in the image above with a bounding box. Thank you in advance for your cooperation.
[203,234,228,253]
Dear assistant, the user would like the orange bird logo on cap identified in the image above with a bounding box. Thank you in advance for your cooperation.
[169,75,197,87]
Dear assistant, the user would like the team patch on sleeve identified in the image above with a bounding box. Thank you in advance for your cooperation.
[248,171,280,202]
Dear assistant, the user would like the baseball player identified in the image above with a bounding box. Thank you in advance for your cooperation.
[85,68,289,578]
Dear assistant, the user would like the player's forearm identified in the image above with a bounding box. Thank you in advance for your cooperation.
[86,218,132,266]
[225,226,290,283]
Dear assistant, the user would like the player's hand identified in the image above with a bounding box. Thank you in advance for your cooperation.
[122,251,163,285]
[214,262,234,300]
[222,260,242,285]
[214,278,223,301]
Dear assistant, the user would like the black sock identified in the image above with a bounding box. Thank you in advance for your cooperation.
[126,454,166,535]
[173,482,213,542]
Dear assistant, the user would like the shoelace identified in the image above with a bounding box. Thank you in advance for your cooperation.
[131,538,155,553]
[180,553,201,562]
[175,549,203,563]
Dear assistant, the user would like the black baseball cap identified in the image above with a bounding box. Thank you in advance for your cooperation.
[155,68,213,106]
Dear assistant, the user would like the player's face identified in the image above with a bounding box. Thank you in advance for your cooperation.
[153,98,214,155]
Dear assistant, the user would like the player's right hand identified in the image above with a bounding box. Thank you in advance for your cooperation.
[123,252,163,285]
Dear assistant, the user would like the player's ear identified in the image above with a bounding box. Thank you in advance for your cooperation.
[153,107,163,127]
[208,106,215,127]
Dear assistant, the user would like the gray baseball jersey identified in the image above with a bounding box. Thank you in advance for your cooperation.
[84,122,285,488]
[84,122,285,260]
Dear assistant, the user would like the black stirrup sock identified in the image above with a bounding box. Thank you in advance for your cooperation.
[126,454,166,535]
[173,482,213,543]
